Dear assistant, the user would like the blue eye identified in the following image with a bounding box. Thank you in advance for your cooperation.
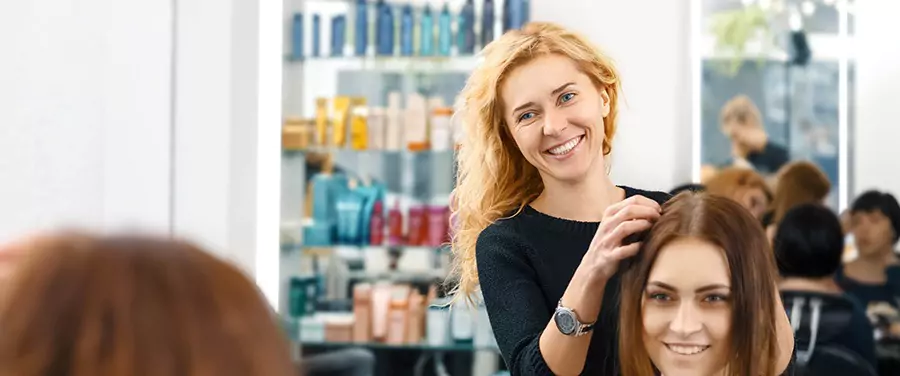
[518,112,535,122]
[560,92,576,103]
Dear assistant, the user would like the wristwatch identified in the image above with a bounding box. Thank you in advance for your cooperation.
[553,299,595,337]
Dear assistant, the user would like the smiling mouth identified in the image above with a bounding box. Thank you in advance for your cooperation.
[665,344,710,356]
[545,135,584,156]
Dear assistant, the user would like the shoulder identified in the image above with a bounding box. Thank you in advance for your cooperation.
[476,219,530,260]
[620,185,672,206]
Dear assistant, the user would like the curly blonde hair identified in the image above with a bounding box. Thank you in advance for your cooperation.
[449,22,622,300]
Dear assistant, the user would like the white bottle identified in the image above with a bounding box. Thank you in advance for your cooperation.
[385,92,403,151]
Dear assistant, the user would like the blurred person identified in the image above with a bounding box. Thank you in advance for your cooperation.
[0,233,298,376]
[619,193,789,376]
[837,191,900,334]
[775,204,877,372]
[448,22,793,375]
[719,95,789,175]
[704,167,772,220]
[765,161,831,239]
[668,183,705,196]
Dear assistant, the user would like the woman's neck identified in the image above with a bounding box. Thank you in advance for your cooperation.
[779,276,842,294]
[530,170,622,222]
[855,247,898,269]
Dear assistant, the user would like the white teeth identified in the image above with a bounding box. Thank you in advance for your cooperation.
[548,136,581,155]
[666,344,709,355]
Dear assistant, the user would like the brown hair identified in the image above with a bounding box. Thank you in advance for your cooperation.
[619,193,780,376]
[0,234,296,376]
[705,167,772,202]
[720,95,762,128]
[770,161,831,224]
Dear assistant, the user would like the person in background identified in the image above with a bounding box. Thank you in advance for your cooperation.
[775,204,877,369]
[719,95,789,175]
[449,22,794,375]
[0,233,297,376]
[765,160,831,239]
[668,182,705,196]
[704,167,772,221]
[837,191,900,329]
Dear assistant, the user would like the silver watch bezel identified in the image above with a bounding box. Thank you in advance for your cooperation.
[554,300,594,337]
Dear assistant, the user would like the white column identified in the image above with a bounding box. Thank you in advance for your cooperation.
[853,1,900,197]
[530,0,693,192]
[174,0,281,306]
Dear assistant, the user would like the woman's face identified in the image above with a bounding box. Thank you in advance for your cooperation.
[851,210,895,256]
[735,187,769,220]
[500,54,610,185]
[643,237,731,376]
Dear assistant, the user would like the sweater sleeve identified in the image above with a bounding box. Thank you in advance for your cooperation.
[476,226,554,376]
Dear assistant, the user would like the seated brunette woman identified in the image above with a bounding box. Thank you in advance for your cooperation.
[619,192,793,376]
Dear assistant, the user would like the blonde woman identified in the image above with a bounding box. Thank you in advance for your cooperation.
[449,23,795,375]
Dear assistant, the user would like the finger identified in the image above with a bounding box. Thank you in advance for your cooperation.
[601,204,660,236]
[602,195,661,219]
[600,219,653,249]
[607,242,641,261]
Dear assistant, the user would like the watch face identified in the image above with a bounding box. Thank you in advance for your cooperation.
[554,309,577,335]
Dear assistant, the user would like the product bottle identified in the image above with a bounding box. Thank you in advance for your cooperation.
[377,0,395,56]
[458,0,475,55]
[291,13,304,60]
[481,0,495,48]
[420,4,434,56]
[332,15,347,57]
[312,14,321,57]
[388,197,404,246]
[355,0,368,56]
[400,4,414,56]
[438,3,452,56]
[369,200,385,245]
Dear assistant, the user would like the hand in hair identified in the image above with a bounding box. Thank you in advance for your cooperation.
[581,195,661,284]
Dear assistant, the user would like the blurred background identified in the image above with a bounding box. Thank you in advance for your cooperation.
[1,0,899,375]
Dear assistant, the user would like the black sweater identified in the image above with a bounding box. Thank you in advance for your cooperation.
[476,186,670,375]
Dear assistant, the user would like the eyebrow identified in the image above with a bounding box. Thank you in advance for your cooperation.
[510,82,576,116]
[647,281,731,293]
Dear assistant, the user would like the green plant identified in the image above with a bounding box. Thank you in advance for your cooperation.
[710,5,773,76]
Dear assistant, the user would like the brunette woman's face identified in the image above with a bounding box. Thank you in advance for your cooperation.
[500,54,610,185]
[642,237,731,376]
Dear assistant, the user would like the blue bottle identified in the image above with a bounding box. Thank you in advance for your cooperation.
[400,4,414,56]
[481,0,495,48]
[507,0,524,30]
[502,0,510,32]
[332,15,347,57]
[312,14,321,57]
[420,4,434,56]
[354,0,368,56]
[291,13,304,61]
[456,0,474,55]
[438,3,452,56]
[522,0,530,25]
[377,0,395,56]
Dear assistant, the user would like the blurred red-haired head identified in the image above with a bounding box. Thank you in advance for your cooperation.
[0,233,296,376]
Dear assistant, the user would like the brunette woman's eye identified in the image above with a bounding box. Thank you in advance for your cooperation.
[704,294,729,303]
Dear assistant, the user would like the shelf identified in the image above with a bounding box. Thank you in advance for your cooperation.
[285,55,482,73]
[282,148,457,156]
[295,339,498,352]
[280,244,446,254]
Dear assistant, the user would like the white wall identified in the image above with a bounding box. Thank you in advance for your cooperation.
[531,0,694,192]
[853,1,900,197]
[0,0,173,243]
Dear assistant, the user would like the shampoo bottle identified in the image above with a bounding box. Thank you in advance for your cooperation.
[291,13,304,60]
[312,14,321,57]
[420,4,434,56]
[481,0,495,48]
[438,3,452,56]
[354,0,368,56]
[400,4,414,56]
[458,0,475,55]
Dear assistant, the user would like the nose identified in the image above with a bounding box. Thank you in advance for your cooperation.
[542,108,567,136]
[669,302,702,336]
